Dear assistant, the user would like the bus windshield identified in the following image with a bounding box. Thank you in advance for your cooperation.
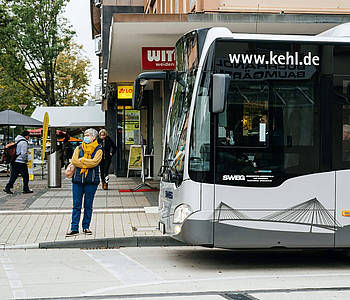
[215,79,318,184]
[215,40,321,186]
[163,71,196,183]
[189,39,331,186]
[162,30,198,184]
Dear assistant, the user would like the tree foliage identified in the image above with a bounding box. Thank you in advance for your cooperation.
[0,40,91,113]
[0,0,74,106]
[55,42,91,106]
[0,68,36,114]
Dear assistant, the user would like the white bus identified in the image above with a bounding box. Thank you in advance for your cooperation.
[134,23,350,249]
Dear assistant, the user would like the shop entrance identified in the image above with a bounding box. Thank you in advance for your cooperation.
[115,85,153,177]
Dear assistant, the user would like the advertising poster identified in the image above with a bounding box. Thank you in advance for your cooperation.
[125,110,140,145]
[28,148,34,181]
[128,145,142,170]
[42,112,49,163]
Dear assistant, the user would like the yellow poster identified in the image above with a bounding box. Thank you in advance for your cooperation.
[42,112,49,163]
[128,145,142,170]
[125,110,140,145]
[28,148,34,180]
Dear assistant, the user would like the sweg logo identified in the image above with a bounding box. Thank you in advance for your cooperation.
[228,51,320,66]
[222,175,246,181]
[147,50,175,62]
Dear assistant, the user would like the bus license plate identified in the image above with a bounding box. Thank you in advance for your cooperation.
[158,222,165,234]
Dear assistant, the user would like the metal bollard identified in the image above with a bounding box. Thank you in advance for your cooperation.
[47,150,61,188]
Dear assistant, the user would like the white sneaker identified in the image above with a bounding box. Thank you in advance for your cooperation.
[105,175,109,183]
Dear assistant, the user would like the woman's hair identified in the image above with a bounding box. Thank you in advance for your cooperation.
[84,128,98,139]
[99,129,108,137]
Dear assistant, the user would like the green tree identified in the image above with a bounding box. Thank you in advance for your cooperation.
[55,42,91,106]
[0,0,74,150]
[0,42,91,111]
[0,68,36,114]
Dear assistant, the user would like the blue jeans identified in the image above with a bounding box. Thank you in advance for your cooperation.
[71,183,98,231]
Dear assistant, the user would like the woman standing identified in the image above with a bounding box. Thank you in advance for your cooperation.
[66,128,102,237]
[98,129,116,190]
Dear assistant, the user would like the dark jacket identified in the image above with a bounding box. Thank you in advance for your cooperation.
[72,145,102,185]
[98,136,116,160]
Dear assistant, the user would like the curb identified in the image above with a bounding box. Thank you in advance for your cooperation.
[1,243,39,250]
[38,236,188,249]
[0,207,157,215]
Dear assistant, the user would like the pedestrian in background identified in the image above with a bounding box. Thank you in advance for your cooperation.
[3,130,33,194]
[66,128,102,237]
[61,134,73,169]
[98,129,116,190]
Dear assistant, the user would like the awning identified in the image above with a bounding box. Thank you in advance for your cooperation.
[28,128,66,136]
[0,109,42,127]
[31,104,105,128]
[58,137,82,142]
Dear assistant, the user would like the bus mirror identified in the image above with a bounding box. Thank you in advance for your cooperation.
[132,72,167,109]
[212,74,230,114]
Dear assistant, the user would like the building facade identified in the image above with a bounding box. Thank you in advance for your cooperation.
[144,0,350,14]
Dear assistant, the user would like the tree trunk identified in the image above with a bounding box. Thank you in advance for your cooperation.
[47,71,57,152]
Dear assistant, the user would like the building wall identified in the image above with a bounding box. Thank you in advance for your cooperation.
[104,0,144,6]
[144,0,350,14]
[91,4,101,37]
[90,0,145,175]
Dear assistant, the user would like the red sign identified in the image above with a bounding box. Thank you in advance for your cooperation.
[142,47,176,70]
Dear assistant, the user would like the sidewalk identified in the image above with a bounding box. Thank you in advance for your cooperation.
[0,170,163,247]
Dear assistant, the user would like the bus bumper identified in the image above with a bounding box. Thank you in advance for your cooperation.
[173,218,213,246]
[160,212,213,246]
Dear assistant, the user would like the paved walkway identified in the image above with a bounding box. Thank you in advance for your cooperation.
[0,170,161,246]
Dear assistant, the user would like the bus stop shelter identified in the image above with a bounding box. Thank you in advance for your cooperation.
[0,109,42,127]
[31,105,105,128]
[0,109,42,143]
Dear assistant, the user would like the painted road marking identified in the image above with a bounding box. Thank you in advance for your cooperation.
[83,272,350,296]
[84,249,163,287]
[0,251,26,299]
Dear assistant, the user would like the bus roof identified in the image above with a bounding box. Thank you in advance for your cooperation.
[210,23,350,44]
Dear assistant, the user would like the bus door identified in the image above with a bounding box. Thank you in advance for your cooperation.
[333,74,350,248]
[213,80,336,249]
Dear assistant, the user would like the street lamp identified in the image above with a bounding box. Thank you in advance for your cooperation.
[18,104,28,115]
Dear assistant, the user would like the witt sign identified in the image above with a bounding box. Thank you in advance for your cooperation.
[142,47,176,70]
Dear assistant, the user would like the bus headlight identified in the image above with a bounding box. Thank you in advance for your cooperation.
[174,224,182,234]
[173,204,193,224]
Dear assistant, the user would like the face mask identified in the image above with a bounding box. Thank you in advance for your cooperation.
[83,136,91,144]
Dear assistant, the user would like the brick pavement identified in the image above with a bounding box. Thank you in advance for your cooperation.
[0,169,161,246]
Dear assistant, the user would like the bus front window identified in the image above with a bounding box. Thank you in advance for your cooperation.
[215,80,319,186]
[163,72,195,185]
[217,82,269,148]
